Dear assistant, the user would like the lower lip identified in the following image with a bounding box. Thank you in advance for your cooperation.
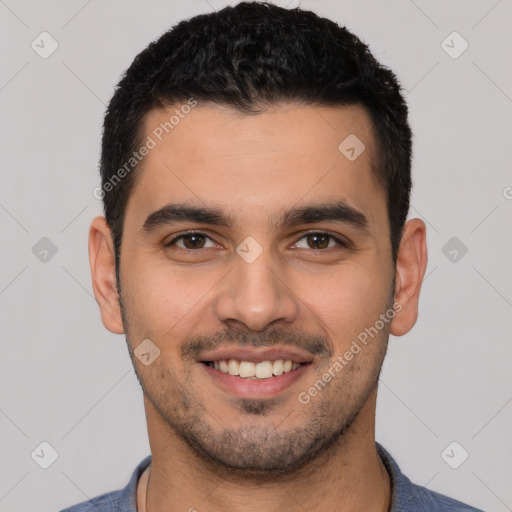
[201,363,310,399]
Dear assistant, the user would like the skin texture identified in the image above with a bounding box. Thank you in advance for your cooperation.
[89,103,427,512]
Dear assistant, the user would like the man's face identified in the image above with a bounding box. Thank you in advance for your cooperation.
[118,103,396,474]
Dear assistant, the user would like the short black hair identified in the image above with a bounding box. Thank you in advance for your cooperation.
[100,1,412,277]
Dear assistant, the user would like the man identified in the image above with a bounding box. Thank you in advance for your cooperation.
[61,2,482,511]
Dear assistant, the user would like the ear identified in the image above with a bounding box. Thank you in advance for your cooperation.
[88,216,124,334]
[390,218,428,336]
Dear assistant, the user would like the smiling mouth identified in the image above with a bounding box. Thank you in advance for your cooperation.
[202,359,309,380]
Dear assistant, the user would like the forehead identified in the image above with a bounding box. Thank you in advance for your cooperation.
[125,103,386,231]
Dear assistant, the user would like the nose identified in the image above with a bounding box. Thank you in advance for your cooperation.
[213,244,300,332]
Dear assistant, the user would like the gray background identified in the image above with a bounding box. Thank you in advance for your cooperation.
[0,0,511,510]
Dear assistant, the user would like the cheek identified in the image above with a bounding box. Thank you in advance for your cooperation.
[121,255,219,340]
[294,262,391,345]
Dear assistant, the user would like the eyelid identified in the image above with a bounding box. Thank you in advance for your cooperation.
[164,230,348,251]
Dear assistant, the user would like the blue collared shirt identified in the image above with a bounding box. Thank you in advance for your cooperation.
[60,443,483,511]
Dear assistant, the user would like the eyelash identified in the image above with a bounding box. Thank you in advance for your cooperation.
[165,230,347,252]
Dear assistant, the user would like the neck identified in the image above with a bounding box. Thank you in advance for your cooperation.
[144,390,390,512]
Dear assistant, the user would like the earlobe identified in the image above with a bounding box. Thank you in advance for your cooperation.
[390,218,428,337]
[88,216,124,334]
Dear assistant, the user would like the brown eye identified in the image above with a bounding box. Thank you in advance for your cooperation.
[181,234,206,249]
[166,232,215,250]
[295,232,345,251]
[306,233,330,249]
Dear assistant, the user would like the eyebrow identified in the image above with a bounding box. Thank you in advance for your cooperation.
[141,200,369,233]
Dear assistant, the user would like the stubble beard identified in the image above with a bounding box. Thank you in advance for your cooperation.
[118,284,391,480]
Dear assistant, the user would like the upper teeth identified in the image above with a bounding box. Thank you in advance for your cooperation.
[211,359,301,379]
